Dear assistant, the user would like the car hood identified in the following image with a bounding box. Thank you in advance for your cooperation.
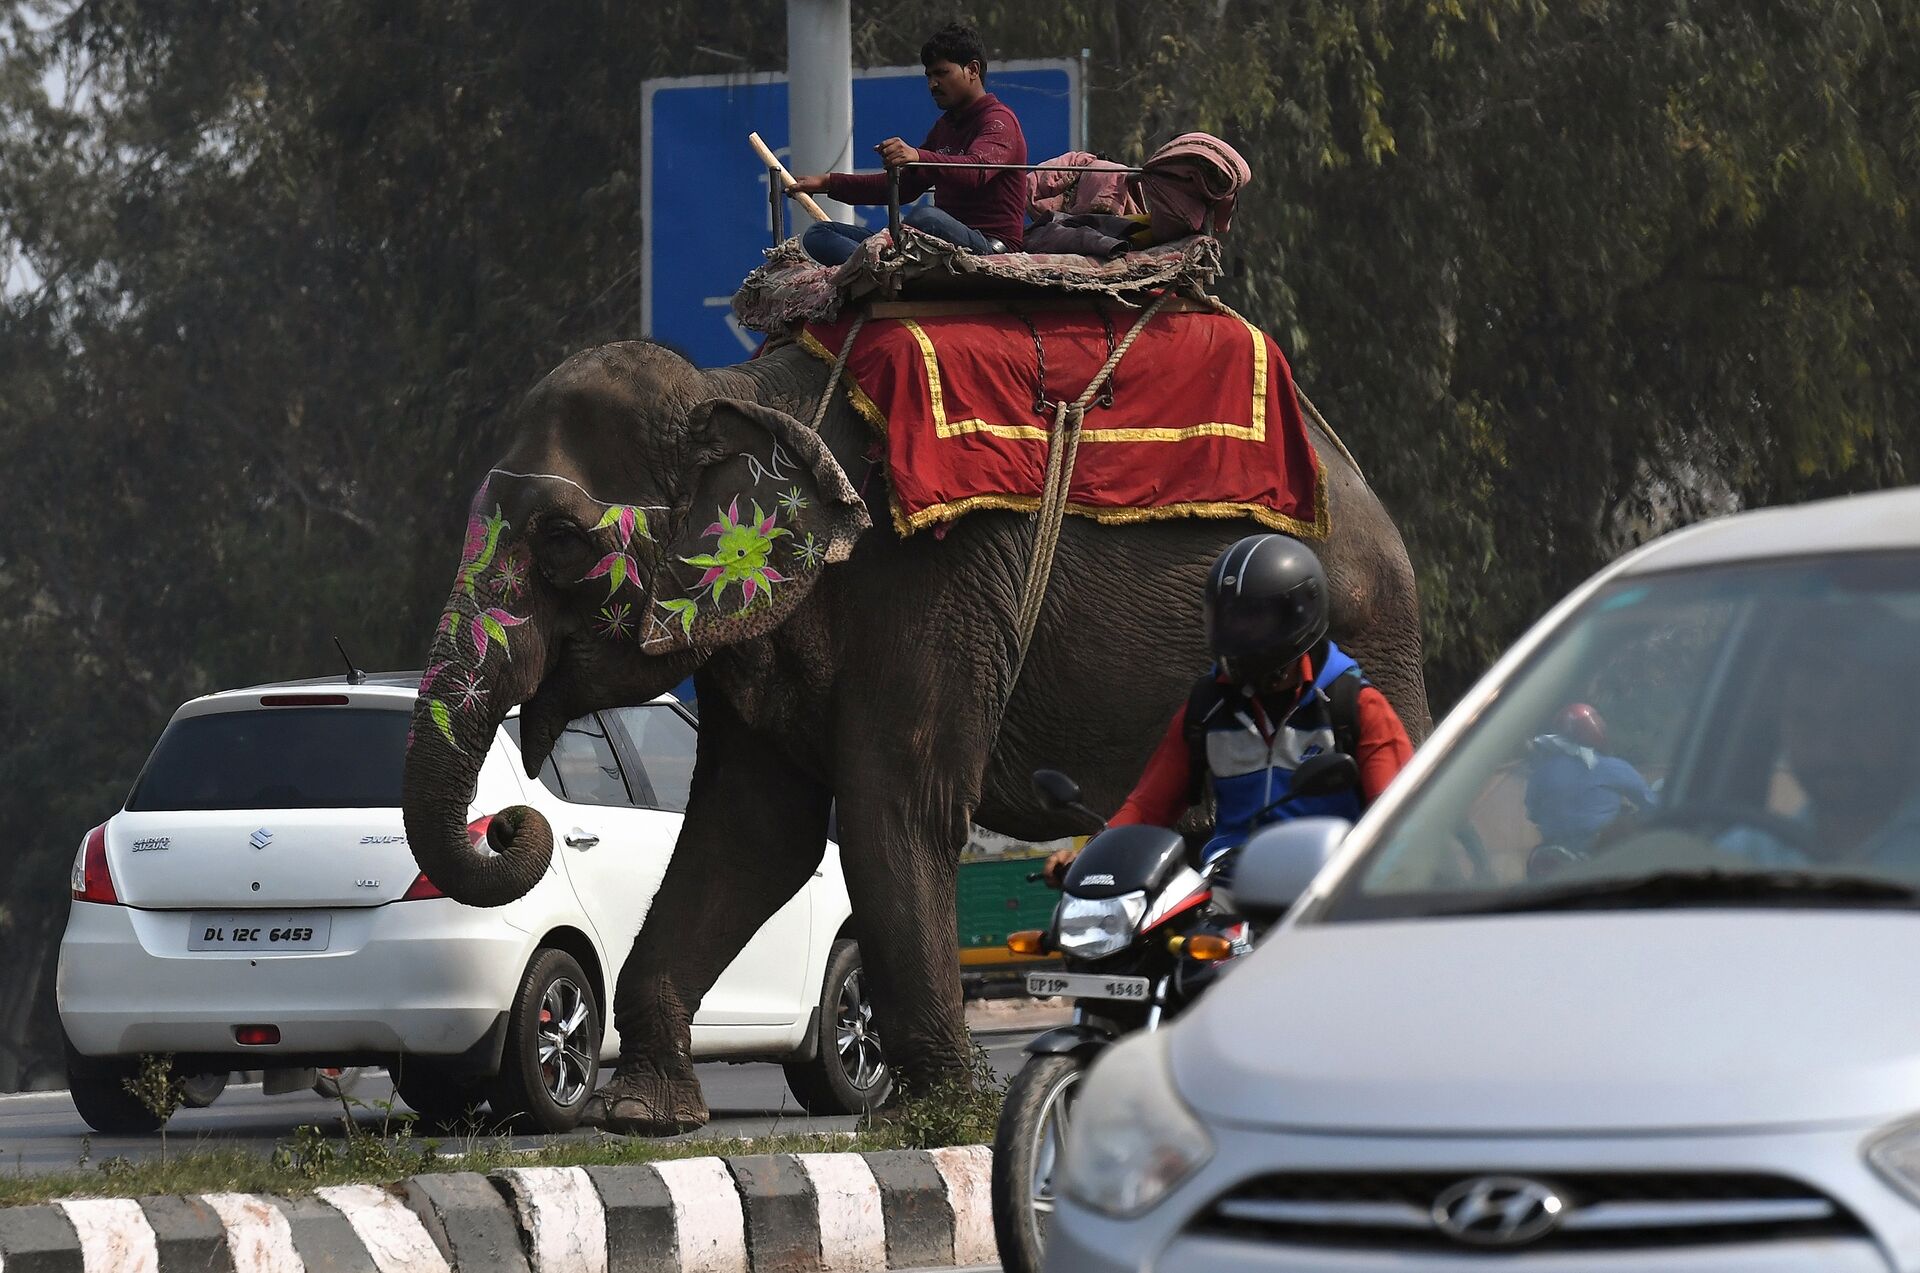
[1172,910,1920,1134]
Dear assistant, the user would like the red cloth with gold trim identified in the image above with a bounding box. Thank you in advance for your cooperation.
[799,309,1327,538]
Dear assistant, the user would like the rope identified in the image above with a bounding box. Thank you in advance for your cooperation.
[1202,296,1365,480]
[809,312,868,435]
[807,295,1167,696]
[1009,287,1175,670]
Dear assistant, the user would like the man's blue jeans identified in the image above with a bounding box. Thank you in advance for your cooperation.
[801,205,999,265]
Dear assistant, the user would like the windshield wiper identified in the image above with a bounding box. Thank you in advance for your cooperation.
[1449,869,1920,916]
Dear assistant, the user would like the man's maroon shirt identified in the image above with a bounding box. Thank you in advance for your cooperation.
[826,92,1028,248]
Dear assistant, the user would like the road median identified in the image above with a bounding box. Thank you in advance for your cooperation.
[0,1147,1000,1272]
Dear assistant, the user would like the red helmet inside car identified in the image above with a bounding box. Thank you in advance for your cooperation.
[1556,702,1608,750]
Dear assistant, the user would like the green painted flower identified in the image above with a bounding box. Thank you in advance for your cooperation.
[683,498,789,607]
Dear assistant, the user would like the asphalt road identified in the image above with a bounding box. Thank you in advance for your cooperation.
[0,1031,1040,1176]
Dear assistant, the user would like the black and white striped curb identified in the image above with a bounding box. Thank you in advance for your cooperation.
[0,1146,995,1273]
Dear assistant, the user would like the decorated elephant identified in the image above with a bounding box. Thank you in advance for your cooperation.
[402,336,1427,1134]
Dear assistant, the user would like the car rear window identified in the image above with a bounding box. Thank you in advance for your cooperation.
[126,707,412,811]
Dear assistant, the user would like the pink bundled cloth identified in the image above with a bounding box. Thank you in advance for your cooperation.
[1141,133,1252,240]
[1026,152,1142,217]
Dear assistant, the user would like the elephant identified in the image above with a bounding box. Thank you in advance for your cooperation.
[401,334,1428,1135]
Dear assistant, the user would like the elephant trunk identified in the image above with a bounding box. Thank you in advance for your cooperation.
[402,686,553,908]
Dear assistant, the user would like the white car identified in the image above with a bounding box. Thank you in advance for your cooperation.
[1049,486,1920,1271]
[57,674,888,1133]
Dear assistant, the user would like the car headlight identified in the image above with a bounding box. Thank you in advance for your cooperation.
[1866,1117,1920,1205]
[1061,1032,1213,1217]
[1055,891,1148,960]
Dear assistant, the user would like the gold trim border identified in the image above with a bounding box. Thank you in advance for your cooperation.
[797,318,1330,541]
[896,315,1267,442]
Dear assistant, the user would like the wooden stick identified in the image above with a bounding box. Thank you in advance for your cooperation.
[749,132,830,223]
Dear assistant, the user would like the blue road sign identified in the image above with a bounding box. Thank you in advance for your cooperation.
[641,61,1078,369]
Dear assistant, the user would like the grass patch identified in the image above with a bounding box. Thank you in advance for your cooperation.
[0,1059,1009,1208]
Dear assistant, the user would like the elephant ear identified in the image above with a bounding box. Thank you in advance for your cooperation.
[643,397,870,652]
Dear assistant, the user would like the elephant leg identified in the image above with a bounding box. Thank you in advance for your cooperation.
[833,765,978,1095]
[582,699,830,1136]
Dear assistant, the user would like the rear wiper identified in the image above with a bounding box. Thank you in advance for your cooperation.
[1449,869,1920,916]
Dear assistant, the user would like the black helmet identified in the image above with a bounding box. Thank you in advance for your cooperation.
[1204,534,1329,682]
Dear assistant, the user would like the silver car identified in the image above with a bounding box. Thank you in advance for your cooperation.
[1047,486,1920,1271]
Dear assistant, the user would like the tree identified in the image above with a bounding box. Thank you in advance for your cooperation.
[1,0,1915,1084]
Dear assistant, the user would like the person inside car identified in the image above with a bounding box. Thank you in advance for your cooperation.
[1718,608,1920,869]
[1044,534,1413,885]
[1524,702,1657,856]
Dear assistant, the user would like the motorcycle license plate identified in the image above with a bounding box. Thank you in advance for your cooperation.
[1027,972,1151,1002]
[188,913,331,952]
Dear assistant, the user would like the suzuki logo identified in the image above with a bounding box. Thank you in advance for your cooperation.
[249,828,274,850]
[1431,1176,1565,1246]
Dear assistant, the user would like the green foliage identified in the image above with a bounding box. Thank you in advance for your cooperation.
[879,1041,1008,1149]
[3,0,1919,1079]
[122,1053,184,1159]
[123,1054,183,1117]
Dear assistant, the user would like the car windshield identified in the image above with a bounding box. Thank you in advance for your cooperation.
[1320,552,1920,921]
[126,707,412,811]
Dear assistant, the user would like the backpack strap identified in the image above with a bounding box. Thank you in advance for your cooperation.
[1181,673,1231,806]
[1325,667,1366,763]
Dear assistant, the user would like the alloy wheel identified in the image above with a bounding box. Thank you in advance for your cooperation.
[1026,1065,1082,1245]
[835,968,887,1091]
[537,976,595,1107]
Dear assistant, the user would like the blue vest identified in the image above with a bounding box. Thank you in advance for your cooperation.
[1199,642,1368,863]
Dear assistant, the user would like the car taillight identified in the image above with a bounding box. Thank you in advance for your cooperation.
[398,816,485,902]
[70,824,119,904]
[400,872,445,901]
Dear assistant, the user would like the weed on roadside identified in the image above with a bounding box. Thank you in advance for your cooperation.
[874,1040,1008,1150]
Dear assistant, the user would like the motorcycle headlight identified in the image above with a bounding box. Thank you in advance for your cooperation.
[1055,891,1148,960]
[1061,1032,1214,1217]
[1867,1117,1920,1205]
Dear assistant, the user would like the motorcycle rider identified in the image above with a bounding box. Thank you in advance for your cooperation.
[1044,533,1413,884]
[1523,702,1657,855]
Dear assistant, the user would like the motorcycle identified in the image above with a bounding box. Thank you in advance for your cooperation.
[989,752,1359,1273]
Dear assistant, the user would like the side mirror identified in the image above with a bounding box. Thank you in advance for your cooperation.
[1032,769,1085,810]
[1032,768,1106,832]
[1230,817,1350,922]
[1289,751,1359,800]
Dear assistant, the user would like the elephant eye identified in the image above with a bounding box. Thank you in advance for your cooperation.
[531,518,598,580]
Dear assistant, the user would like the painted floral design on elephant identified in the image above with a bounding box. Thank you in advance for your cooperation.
[582,504,654,598]
[791,532,826,570]
[597,602,636,641]
[684,497,789,607]
[491,545,531,601]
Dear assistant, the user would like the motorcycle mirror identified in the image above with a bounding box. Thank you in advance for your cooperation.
[1289,751,1359,799]
[1032,769,1085,810]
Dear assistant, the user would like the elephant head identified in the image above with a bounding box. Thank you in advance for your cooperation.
[402,342,869,906]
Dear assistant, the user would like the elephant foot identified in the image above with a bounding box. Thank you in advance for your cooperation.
[579,1065,708,1137]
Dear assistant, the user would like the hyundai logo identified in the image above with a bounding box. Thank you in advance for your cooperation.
[1431,1176,1565,1246]
[249,828,274,850]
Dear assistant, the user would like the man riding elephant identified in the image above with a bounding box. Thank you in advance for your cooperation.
[400,337,1429,1135]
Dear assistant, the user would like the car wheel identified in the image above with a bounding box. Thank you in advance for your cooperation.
[991,1052,1084,1273]
[178,1071,230,1108]
[490,948,601,1134]
[64,1038,167,1134]
[783,939,892,1115]
[392,1059,489,1124]
[312,1066,364,1102]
